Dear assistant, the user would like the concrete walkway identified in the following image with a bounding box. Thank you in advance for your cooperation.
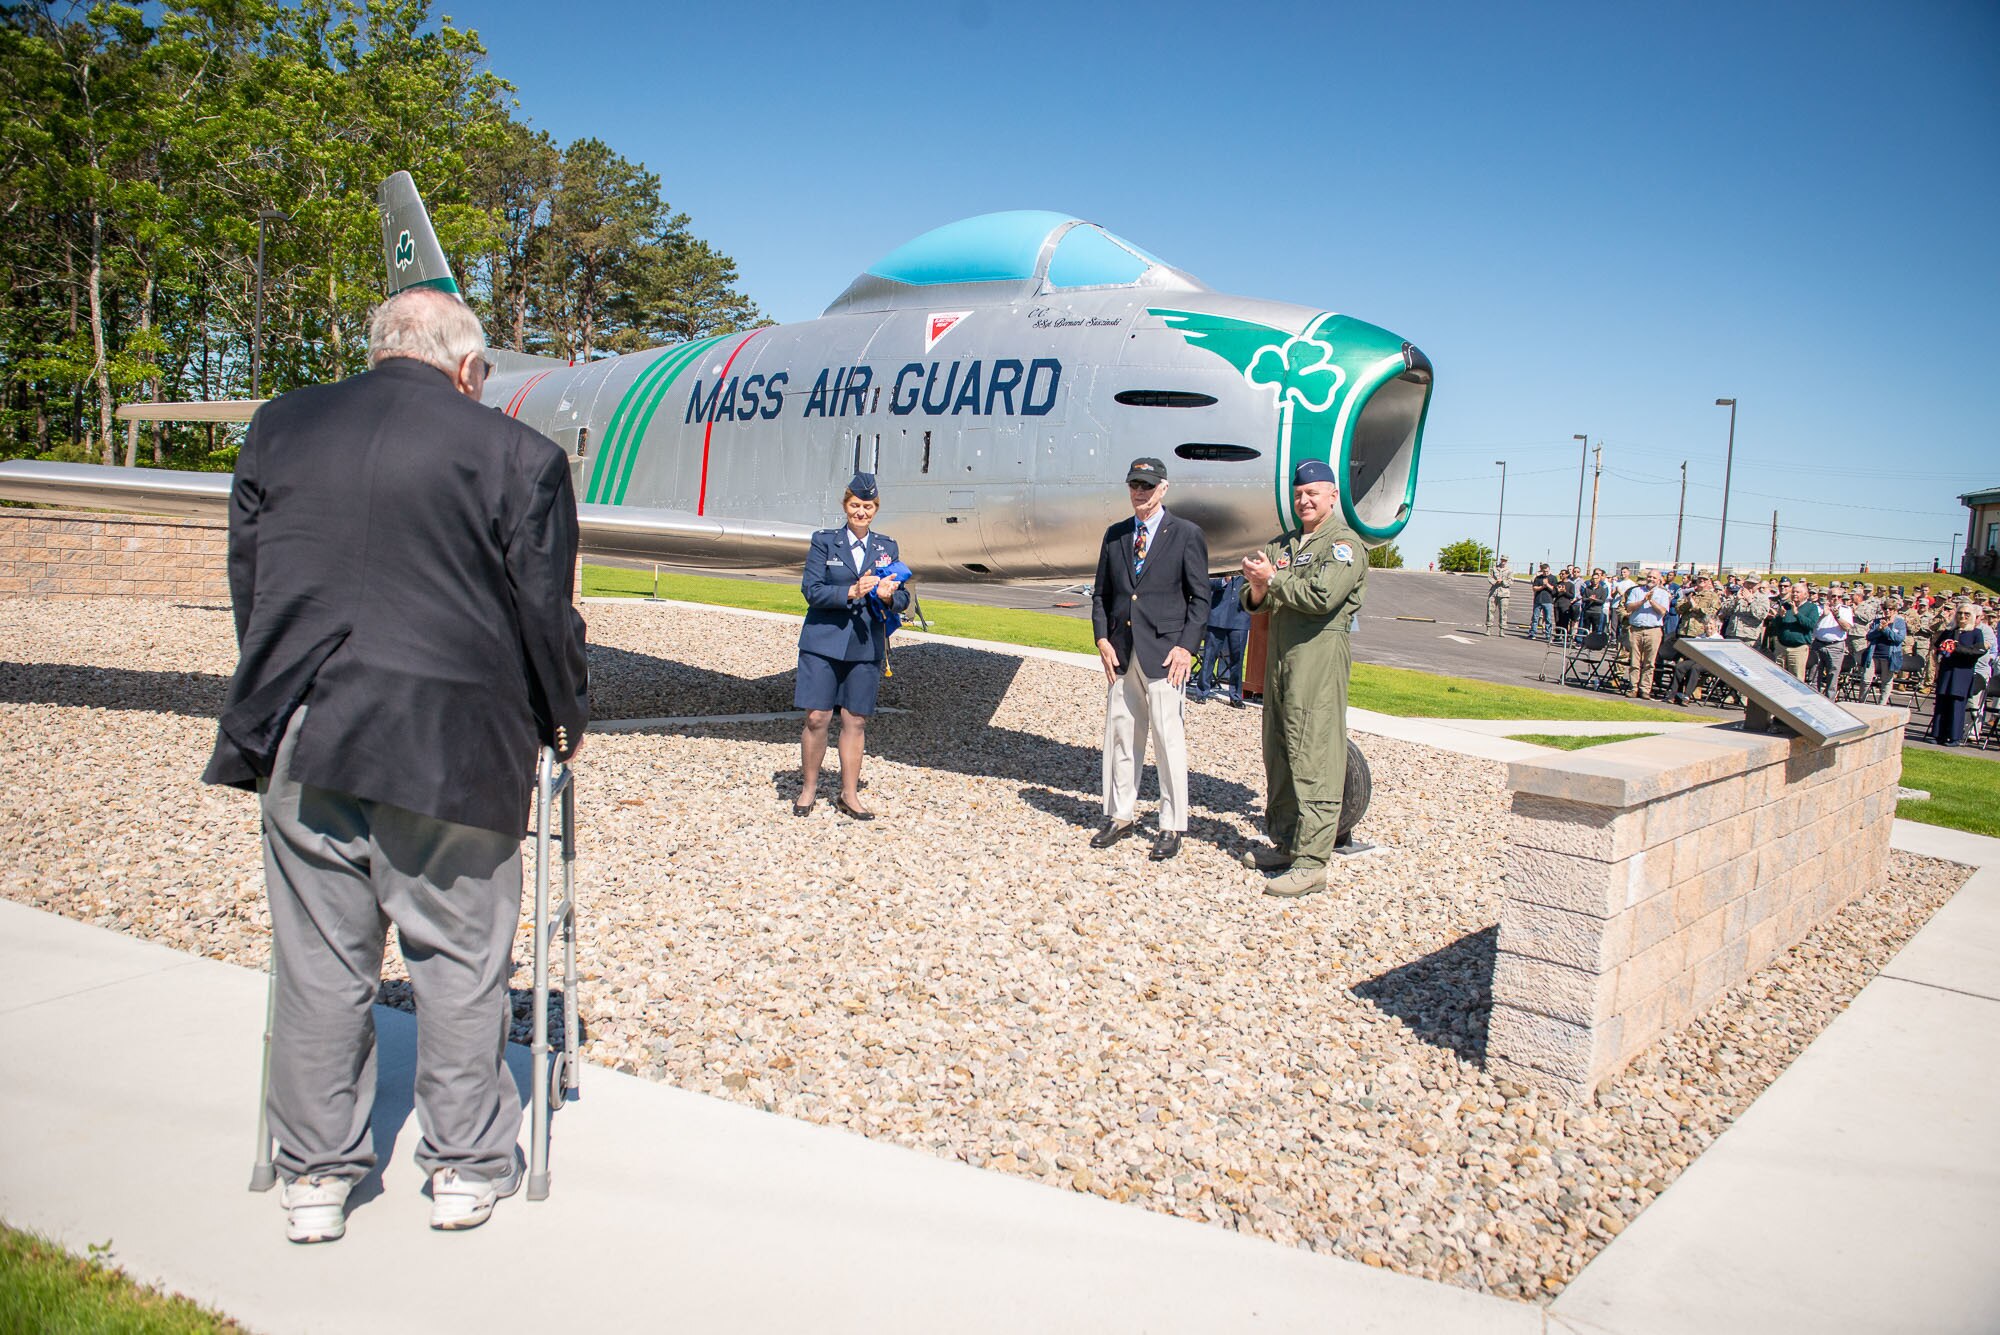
[3,820,1994,1332]
[0,898,1527,1335]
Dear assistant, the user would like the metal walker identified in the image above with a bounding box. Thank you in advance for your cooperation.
[248,746,581,1201]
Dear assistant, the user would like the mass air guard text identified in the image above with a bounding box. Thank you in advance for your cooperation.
[686,358,1063,424]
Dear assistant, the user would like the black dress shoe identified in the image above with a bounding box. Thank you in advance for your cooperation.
[791,801,815,817]
[1149,831,1182,861]
[1089,820,1135,849]
[835,796,876,820]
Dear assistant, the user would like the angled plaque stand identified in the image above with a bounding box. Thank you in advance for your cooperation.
[1673,637,1869,744]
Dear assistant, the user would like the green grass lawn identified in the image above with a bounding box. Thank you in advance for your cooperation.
[1896,746,2000,837]
[1504,731,1663,750]
[583,565,1691,722]
[580,566,1097,654]
[1348,663,1685,722]
[1765,569,1998,598]
[0,1224,242,1333]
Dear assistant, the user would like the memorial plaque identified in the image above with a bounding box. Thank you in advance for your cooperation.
[1672,638,1869,744]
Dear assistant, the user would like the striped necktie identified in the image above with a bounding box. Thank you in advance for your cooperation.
[1134,521,1149,577]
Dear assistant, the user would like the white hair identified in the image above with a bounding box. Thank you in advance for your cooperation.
[366,287,485,372]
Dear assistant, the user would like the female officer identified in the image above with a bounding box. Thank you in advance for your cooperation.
[794,473,909,817]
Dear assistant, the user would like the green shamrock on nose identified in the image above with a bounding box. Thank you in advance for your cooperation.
[1247,335,1346,413]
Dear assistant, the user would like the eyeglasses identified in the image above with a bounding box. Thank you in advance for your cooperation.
[1127,480,1158,492]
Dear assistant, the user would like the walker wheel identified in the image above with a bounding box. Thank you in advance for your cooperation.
[548,1056,569,1111]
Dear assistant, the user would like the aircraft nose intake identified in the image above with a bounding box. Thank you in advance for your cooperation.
[1340,342,1432,540]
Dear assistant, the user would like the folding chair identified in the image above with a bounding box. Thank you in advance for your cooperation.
[249,746,581,1202]
[1562,629,1620,692]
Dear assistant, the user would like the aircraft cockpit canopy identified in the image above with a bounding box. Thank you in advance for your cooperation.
[823,211,1205,315]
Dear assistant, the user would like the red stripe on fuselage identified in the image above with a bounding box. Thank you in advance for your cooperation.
[504,370,553,418]
[696,331,762,516]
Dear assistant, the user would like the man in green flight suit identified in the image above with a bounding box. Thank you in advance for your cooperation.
[1238,459,1366,898]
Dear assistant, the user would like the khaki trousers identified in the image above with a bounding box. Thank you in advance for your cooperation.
[1102,659,1189,832]
[1628,627,1663,697]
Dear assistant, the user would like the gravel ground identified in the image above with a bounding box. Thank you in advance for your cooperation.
[0,596,1971,1302]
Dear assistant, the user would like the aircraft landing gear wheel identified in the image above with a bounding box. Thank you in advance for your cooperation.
[1338,739,1372,844]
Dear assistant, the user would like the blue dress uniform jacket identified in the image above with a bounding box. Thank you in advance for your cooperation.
[1090,511,1211,674]
[201,356,590,839]
[799,527,911,663]
[1208,575,1252,631]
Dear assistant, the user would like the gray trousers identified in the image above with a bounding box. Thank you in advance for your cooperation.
[261,707,523,1183]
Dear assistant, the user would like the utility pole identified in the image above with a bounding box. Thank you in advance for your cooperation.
[1673,460,1687,574]
[1493,460,1508,567]
[1584,444,1603,573]
[1768,510,1778,577]
[1715,398,1738,575]
[1571,433,1589,568]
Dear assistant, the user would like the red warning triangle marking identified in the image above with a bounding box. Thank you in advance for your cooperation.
[926,311,970,354]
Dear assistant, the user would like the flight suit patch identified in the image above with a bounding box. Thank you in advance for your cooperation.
[1332,542,1354,564]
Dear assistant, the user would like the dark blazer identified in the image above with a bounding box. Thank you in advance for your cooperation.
[202,356,590,838]
[799,527,911,663]
[1091,510,1211,675]
[1935,624,1993,699]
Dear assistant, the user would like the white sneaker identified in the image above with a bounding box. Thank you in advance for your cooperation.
[281,1174,351,1244]
[429,1153,522,1231]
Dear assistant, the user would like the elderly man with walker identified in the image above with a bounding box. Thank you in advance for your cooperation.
[208,287,589,1243]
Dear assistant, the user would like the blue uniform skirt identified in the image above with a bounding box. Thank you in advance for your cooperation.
[794,650,882,716]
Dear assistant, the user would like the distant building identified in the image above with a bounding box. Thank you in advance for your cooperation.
[1959,486,2000,576]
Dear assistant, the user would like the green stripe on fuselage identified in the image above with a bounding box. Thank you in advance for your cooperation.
[586,336,724,505]
[609,334,726,506]
[586,350,679,504]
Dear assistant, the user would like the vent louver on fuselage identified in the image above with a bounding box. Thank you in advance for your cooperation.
[1114,390,1218,409]
[1174,444,1261,463]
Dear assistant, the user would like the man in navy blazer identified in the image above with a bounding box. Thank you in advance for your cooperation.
[1089,456,1211,860]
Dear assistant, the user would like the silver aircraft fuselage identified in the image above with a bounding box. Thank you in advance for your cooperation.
[0,190,1434,578]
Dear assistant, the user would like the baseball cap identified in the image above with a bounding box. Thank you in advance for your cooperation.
[1125,457,1167,486]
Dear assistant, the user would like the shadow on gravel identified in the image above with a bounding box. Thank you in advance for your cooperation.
[586,636,1261,809]
[1017,784,1254,851]
[0,661,227,716]
[1351,925,1497,1064]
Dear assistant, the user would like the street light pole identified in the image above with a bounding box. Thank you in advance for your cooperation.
[1950,532,1961,575]
[250,208,290,401]
[1673,460,1687,574]
[1715,398,1737,575]
[1571,433,1588,568]
[1494,460,1507,566]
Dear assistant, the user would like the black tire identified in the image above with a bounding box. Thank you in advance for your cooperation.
[1339,739,1372,843]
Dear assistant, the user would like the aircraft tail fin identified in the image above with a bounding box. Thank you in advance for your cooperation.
[377,171,459,297]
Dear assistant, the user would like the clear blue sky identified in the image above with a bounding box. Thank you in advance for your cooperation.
[462,0,1998,573]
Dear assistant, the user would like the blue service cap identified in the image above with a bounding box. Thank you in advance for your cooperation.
[1292,459,1336,487]
[847,472,879,501]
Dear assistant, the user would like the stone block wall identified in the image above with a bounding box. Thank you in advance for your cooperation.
[1488,706,1905,1103]
[0,508,229,602]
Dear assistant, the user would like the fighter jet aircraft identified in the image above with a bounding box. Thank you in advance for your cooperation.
[0,173,1433,576]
